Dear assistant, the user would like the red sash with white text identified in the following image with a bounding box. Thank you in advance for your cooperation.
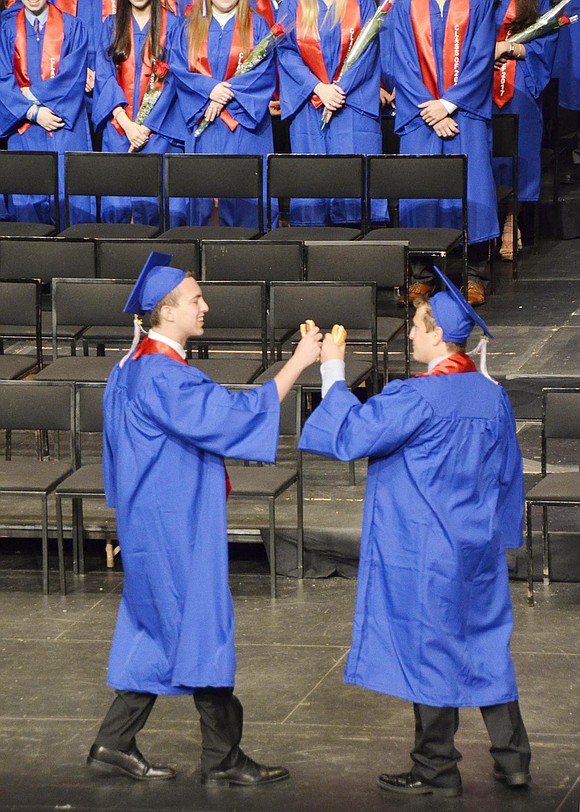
[415,352,476,376]
[113,7,167,135]
[493,0,517,107]
[410,0,469,99]
[132,336,232,498]
[14,5,65,134]
[188,13,254,133]
[102,0,118,22]
[296,0,361,108]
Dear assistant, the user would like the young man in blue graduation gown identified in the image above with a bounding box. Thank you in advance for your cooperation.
[0,0,93,225]
[88,252,322,786]
[299,269,530,797]
[381,0,499,306]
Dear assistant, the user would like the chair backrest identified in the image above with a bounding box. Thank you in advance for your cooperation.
[0,380,73,433]
[64,152,163,226]
[0,279,43,369]
[97,240,199,279]
[0,151,59,220]
[304,240,409,288]
[74,382,105,466]
[201,240,304,282]
[199,281,266,329]
[543,387,580,457]
[0,238,96,282]
[164,154,264,230]
[367,154,467,200]
[51,279,134,358]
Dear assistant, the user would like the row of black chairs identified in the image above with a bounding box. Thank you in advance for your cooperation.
[0,240,411,382]
[0,380,305,598]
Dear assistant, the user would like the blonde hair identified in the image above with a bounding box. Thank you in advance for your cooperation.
[150,271,195,327]
[188,0,252,67]
[299,0,348,40]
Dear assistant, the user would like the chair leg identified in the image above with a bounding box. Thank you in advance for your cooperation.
[526,501,534,607]
[56,495,67,595]
[71,499,79,575]
[542,505,550,584]
[349,460,356,486]
[269,498,277,599]
[296,472,304,580]
[41,495,49,595]
[78,501,86,576]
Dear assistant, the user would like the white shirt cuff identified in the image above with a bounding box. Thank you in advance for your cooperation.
[440,98,458,115]
[320,359,346,397]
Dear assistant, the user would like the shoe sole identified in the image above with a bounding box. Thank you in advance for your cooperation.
[377,778,462,797]
[87,756,175,781]
[202,772,290,787]
[493,770,531,787]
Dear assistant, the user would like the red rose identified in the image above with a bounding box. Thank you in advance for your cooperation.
[154,60,170,79]
[270,23,285,37]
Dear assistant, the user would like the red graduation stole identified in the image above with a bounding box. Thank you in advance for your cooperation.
[113,6,167,135]
[54,0,78,14]
[102,0,118,22]
[188,12,254,133]
[255,0,275,28]
[14,5,64,135]
[132,336,232,499]
[296,0,360,108]
[493,0,517,107]
[415,352,477,377]
[410,0,469,99]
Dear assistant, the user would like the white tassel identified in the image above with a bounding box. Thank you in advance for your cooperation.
[119,315,145,369]
[467,336,496,383]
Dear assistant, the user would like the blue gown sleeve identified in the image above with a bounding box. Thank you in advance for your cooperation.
[298,379,433,461]
[494,389,524,550]
[517,0,557,100]
[138,367,281,461]
[277,0,323,118]
[0,17,31,132]
[92,17,128,132]
[225,14,277,128]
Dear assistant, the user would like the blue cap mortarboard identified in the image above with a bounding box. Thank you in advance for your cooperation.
[429,266,493,343]
[123,251,186,315]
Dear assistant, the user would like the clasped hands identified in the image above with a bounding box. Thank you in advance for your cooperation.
[418,99,459,139]
[315,81,346,124]
[204,81,235,122]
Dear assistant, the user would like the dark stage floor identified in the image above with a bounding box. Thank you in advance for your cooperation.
[0,233,579,810]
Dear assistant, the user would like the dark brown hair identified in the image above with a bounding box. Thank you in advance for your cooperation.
[108,0,165,67]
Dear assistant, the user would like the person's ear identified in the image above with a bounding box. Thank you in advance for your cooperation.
[432,325,444,347]
[160,303,175,323]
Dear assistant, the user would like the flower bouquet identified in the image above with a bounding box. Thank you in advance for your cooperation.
[320,0,394,129]
[194,22,286,138]
[506,0,577,44]
[135,58,170,125]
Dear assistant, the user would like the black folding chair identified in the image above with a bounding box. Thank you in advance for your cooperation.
[227,386,303,598]
[201,239,304,282]
[0,279,43,378]
[364,154,468,293]
[0,151,59,236]
[525,388,580,605]
[96,239,199,279]
[160,154,263,240]
[0,380,74,593]
[304,240,411,380]
[261,154,365,240]
[59,152,163,238]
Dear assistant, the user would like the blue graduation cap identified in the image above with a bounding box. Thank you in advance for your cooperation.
[429,267,493,343]
[123,251,186,315]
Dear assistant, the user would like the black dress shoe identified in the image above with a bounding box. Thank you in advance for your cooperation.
[201,753,290,786]
[87,744,176,781]
[378,772,462,797]
[493,767,531,787]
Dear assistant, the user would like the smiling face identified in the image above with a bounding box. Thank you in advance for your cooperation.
[163,276,209,343]
[129,0,152,11]
[212,0,239,12]
[21,0,48,15]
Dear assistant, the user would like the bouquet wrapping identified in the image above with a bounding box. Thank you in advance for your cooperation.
[507,0,577,44]
[135,58,170,125]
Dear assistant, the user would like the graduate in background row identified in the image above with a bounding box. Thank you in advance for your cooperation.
[381,0,499,306]
[551,0,580,179]
[147,0,277,229]
[93,0,186,227]
[0,0,93,225]
[88,253,322,785]
[493,0,557,261]
[299,269,530,798]
[277,0,386,227]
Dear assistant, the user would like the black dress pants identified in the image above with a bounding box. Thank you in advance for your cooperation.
[410,700,531,787]
[93,688,244,773]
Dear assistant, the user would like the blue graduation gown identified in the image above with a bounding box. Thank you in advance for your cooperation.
[277,0,387,225]
[103,353,280,693]
[299,374,522,707]
[93,13,186,227]
[492,0,556,201]
[551,0,580,110]
[0,9,93,225]
[147,13,276,229]
[383,0,499,243]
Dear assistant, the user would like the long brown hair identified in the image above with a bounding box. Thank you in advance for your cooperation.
[494,0,540,35]
[108,0,165,66]
[187,0,252,67]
